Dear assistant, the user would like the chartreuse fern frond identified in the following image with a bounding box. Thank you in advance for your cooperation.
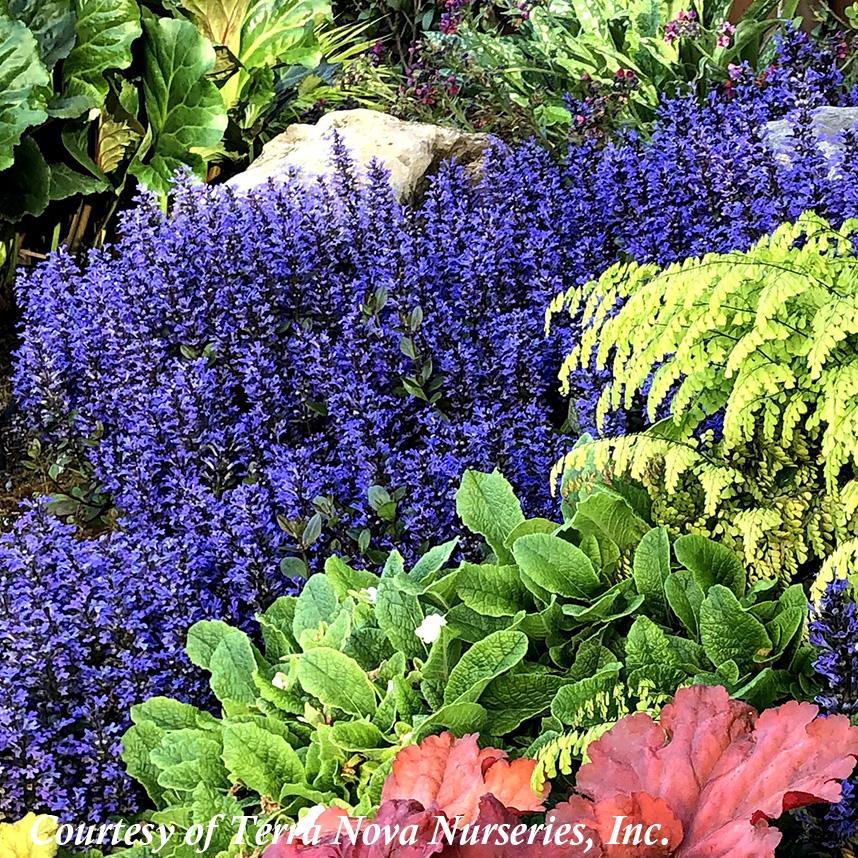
[548,213,858,581]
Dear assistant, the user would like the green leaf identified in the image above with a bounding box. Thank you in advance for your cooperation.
[175,0,251,54]
[632,526,670,619]
[130,696,218,731]
[324,556,377,598]
[375,576,424,657]
[343,627,394,670]
[482,672,569,733]
[49,161,109,200]
[414,702,487,741]
[151,729,228,792]
[551,663,623,726]
[62,0,140,111]
[7,0,75,69]
[625,615,677,669]
[674,534,746,597]
[455,470,525,564]
[292,574,338,641]
[238,0,328,69]
[571,486,650,549]
[699,585,772,672]
[222,722,304,799]
[0,15,49,172]
[186,619,238,669]
[664,570,703,638]
[445,604,521,643]
[512,533,602,600]
[410,538,459,582]
[0,137,50,220]
[503,518,558,549]
[444,630,528,704]
[296,647,377,716]
[209,629,260,705]
[456,562,530,617]
[121,721,166,804]
[130,11,227,194]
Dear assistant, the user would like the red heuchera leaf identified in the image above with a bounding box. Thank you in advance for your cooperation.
[381,732,548,823]
[553,684,858,857]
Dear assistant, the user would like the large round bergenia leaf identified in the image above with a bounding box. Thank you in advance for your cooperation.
[0,13,49,171]
[62,0,141,110]
[7,0,76,70]
[130,12,227,195]
[239,0,330,69]
[175,0,251,55]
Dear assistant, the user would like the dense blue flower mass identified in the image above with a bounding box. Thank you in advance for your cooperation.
[4,32,858,821]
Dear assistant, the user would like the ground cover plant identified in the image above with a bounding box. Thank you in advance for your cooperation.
[4,30,858,825]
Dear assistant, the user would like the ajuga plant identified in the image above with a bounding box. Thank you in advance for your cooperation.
[119,469,817,854]
[549,213,858,582]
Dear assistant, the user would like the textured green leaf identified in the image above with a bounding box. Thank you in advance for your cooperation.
[674,534,746,597]
[375,575,424,657]
[571,487,650,549]
[699,585,772,672]
[444,604,519,643]
[664,570,703,638]
[297,647,376,716]
[512,533,602,600]
[324,555,377,598]
[343,627,394,670]
[292,573,338,641]
[455,470,524,564]
[625,615,676,669]
[238,0,328,68]
[186,619,240,669]
[175,0,250,53]
[632,526,670,619]
[414,702,487,740]
[503,518,558,548]
[130,696,218,731]
[62,0,140,110]
[209,629,260,704]
[151,728,227,792]
[482,672,569,733]
[551,663,622,726]
[0,16,48,171]
[49,161,108,200]
[456,562,530,617]
[444,629,528,704]
[222,722,304,799]
[121,721,166,804]
[409,538,459,582]
[130,11,227,194]
[0,137,49,220]
[7,0,75,69]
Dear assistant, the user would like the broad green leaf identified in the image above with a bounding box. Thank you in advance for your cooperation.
[444,604,521,643]
[62,0,140,110]
[456,562,530,617]
[49,162,108,200]
[414,702,487,740]
[324,556,377,598]
[222,722,304,799]
[674,534,746,597]
[296,647,376,716]
[96,112,141,174]
[175,0,251,54]
[130,11,227,194]
[209,629,259,704]
[503,518,558,548]
[512,533,602,600]
[292,573,338,641]
[410,538,459,582]
[444,629,528,704]
[130,696,218,731]
[186,619,239,669]
[238,0,328,69]
[571,487,650,549]
[664,570,703,638]
[7,0,75,69]
[0,137,50,220]
[699,585,772,672]
[0,16,49,171]
[330,720,387,752]
[455,470,524,564]
[375,576,424,657]
[121,721,166,804]
[625,615,676,669]
[482,672,570,732]
[151,729,227,792]
[632,526,670,619]
[551,663,622,726]
[343,627,394,670]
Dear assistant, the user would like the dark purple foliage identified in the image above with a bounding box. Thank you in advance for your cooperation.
[4,32,858,822]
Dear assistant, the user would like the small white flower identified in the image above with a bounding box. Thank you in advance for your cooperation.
[364,586,378,604]
[272,672,288,689]
[415,613,447,644]
[293,805,327,841]
[88,107,101,121]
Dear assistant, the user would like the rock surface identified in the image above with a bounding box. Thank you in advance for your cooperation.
[227,109,489,201]
[765,106,858,163]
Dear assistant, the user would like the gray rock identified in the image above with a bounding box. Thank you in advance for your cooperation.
[227,109,489,202]
[765,106,858,164]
